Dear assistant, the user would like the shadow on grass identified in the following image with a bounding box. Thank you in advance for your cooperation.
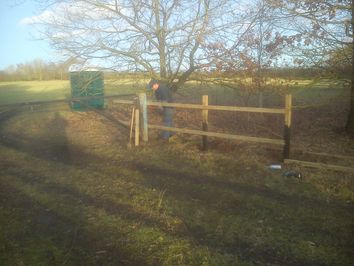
[1,108,353,265]
[1,140,354,265]
[0,109,106,166]
[0,180,142,266]
[128,160,354,265]
[0,84,33,105]
[6,165,175,234]
[136,160,350,206]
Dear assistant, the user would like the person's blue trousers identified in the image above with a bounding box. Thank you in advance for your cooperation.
[162,107,173,139]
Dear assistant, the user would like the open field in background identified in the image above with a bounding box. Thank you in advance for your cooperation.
[0,79,147,105]
[0,78,353,265]
[0,80,71,105]
[177,78,350,107]
[0,77,349,105]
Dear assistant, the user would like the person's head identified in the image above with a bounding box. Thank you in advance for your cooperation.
[148,79,160,91]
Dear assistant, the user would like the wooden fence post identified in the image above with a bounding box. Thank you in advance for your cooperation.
[139,92,148,142]
[202,95,209,151]
[283,94,292,160]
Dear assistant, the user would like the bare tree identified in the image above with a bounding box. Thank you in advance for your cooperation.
[29,0,243,90]
[202,0,293,106]
[32,58,45,81]
[238,0,294,106]
[266,0,354,133]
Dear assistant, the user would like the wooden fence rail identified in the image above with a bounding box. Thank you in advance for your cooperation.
[148,124,285,145]
[146,101,286,114]
[132,93,292,160]
[0,94,135,108]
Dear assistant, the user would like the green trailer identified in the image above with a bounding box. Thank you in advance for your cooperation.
[70,71,104,110]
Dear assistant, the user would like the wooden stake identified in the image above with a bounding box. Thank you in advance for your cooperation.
[134,108,140,146]
[128,107,135,148]
[202,95,209,151]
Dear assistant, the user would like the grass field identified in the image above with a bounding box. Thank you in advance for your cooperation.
[0,80,71,105]
[0,77,349,105]
[0,79,149,105]
[0,79,353,265]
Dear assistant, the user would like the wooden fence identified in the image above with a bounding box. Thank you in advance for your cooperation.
[3,93,353,172]
[113,93,292,160]
[0,94,135,108]
[0,93,292,160]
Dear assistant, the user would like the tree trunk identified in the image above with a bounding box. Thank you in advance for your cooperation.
[345,55,354,134]
[153,0,167,79]
[345,0,354,135]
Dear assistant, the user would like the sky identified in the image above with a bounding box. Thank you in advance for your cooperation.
[0,0,55,70]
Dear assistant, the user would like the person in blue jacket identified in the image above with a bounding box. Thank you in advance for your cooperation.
[148,79,174,140]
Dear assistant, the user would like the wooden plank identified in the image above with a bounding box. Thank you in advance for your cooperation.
[284,159,354,173]
[147,101,285,114]
[264,147,354,161]
[148,124,284,145]
[111,99,135,105]
[296,151,354,161]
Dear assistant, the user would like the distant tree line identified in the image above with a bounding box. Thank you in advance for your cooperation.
[0,58,80,82]
[1,57,350,82]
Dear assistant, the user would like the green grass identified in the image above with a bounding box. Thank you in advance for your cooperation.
[0,79,146,105]
[0,80,70,105]
[176,77,350,108]
[0,78,353,265]
[0,77,349,107]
